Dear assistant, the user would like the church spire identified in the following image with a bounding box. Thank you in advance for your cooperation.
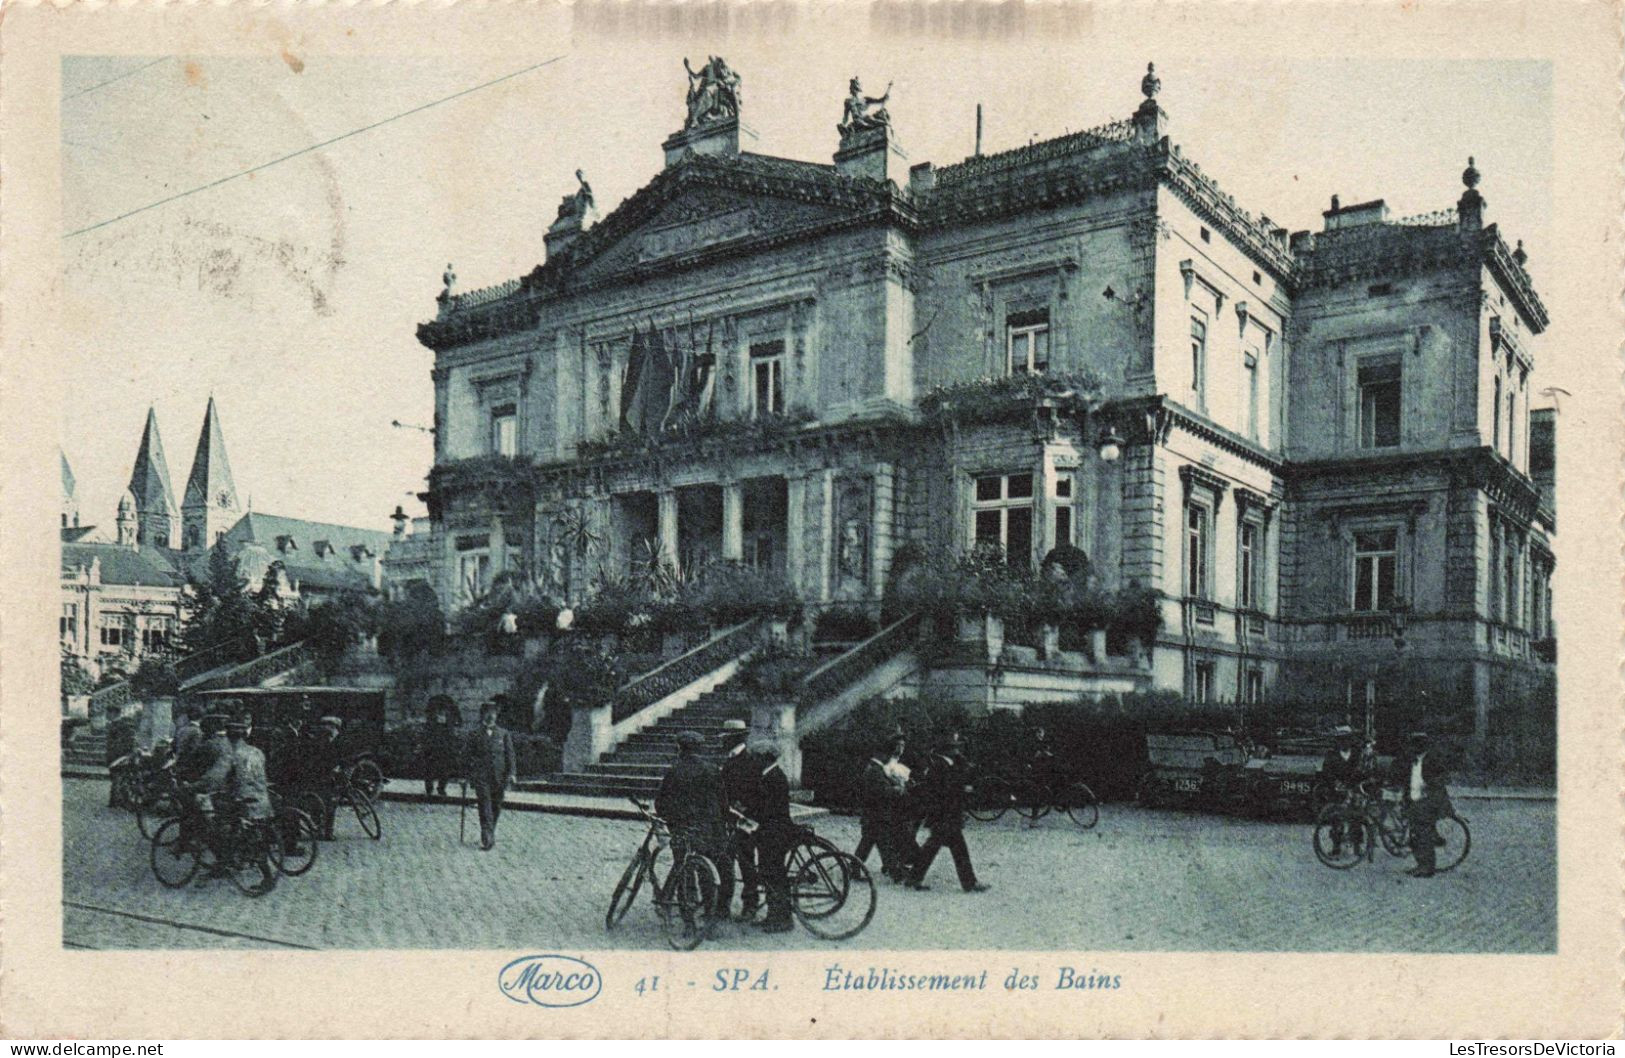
[126,407,178,548]
[181,396,241,551]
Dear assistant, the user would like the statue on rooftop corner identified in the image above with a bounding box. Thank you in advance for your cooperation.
[440,263,457,300]
[683,55,742,129]
[839,76,893,142]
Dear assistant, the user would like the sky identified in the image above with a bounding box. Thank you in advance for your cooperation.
[59,40,1554,532]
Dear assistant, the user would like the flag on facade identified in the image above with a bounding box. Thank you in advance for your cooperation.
[619,325,647,431]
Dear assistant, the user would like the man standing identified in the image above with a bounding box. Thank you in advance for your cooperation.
[466,701,516,850]
[1401,732,1451,878]
[1318,726,1366,856]
[185,714,235,879]
[217,714,277,892]
[908,731,990,893]
[739,739,796,934]
[718,720,759,921]
[294,716,345,840]
[423,695,461,797]
[172,705,203,767]
[104,704,140,808]
[655,730,729,928]
[855,735,907,880]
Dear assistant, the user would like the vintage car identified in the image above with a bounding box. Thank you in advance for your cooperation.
[1138,729,1361,819]
[194,685,390,783]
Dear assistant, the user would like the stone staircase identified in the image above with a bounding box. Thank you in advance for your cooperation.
[64,730,106,768]
[521,685,756,799]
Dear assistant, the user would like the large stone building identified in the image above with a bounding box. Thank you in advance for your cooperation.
[416,61,1555,739]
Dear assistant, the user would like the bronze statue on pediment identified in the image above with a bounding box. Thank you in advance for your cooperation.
[839,76,892,142]
[683,55,742,129]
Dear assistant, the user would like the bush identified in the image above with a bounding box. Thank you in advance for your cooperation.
[679,563,802,626]
[60,653,95,697]
[285,595,372,673]
[735,640,818,698]
[130,657,179,699]
[813,606,878,643]
[377,585,448,664]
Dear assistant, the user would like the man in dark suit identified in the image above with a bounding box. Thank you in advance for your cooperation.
[907,731,990,893]
[465,701,516,850]
[738,741,796,934]
[855,735,907,880]
[1318,725,1366,856]
[423,694,461,797]
[717,720,759,921]
[1401,732,1451,878]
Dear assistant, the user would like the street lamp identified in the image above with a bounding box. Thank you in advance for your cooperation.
[1097,427,1124,463]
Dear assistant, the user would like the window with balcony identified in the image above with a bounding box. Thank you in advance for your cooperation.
[750,340,785,418]
[1184,499,1213,601]
[1006,309,1050,376]
[1351,528,1399,612]
[490,403,517,458]
[972,472,1035,567]
[1358,361,1401,448]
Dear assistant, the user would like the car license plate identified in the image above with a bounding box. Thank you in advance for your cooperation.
[1283,781,1311,795]
[1174,777,1200,793]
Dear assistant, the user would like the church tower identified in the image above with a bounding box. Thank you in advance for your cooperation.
[60,450,80,530]
[126,407,178,548]
[181,396,241,551]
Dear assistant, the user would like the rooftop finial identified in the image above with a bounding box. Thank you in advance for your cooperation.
[1513,239,1528,267]
[1331,194,1341,212]
[1141,61,1161,100]
[1462,155,1480,190]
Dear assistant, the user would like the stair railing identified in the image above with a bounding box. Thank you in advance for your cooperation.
[182,639,312,698]
[797,612,921,709]
[611,618,765,724]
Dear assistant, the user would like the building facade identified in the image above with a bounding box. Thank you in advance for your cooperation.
[416,62,1555,737]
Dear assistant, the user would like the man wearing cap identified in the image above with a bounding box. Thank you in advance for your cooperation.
[656,730,729,922]
[465,701,516,850]
[908,731,990,893]
[218,715,278,890]
[423,695,462,798]
[1318,726,1366,856]
[181,714,236,878]
[1401,732,1451,878]
[718,720,759,920]
[172,705,203,767]
[293,715,345,840]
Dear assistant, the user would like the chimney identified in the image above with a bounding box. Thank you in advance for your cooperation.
[1322,197,1390,232]
[391,505,409,538]
[909,162,936,194]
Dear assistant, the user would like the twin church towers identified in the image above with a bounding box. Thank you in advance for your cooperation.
[114,396,240,552]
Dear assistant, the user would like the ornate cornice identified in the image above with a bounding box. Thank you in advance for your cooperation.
[1179,463,1231,506]
[1481,225,1549,334]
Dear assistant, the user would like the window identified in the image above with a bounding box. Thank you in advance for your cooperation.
[1358,361,1401,448]
[1189,317,1207,406]
[971,472,1034,567]
[1185,501,1212,599]
[1193,661,1215,703]
[141,621,171,652]
[99,618,126,648]
[1243,352,1260,441]
[1053,473,1073,547]
[1199,227,1211,244]
[750,340,785,418]
[1238,520,1262,610]
[1351,529,1399,612]
[457,549,492,604]
[1006,310,1050,375]
[60,604,77,642]
[1492,375,1502,451]
[490,404,517,458]
[1503,536,1521,627]
[1244,669,1264,705]
[1506,386,1517,461]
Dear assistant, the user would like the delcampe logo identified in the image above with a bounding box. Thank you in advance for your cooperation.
[497,954,603,1008]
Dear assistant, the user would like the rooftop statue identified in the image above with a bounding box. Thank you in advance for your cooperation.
[683,55,742,129]
[839,76,893,141]
[556,169,595,221]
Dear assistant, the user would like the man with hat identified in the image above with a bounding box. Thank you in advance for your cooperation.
[735,736,796,934]
[181,713,236,878]
[465,701,516,850]
[856,734,909,881]
[718,719,759,921]
[210,714,278,891]
[1318,725,1366,856]
[172,704,203,767]
[655,730,729,925]
[423,694,462,797]
[293,715,345,840]
[1400,731,1451,878]
[907,730,990,893]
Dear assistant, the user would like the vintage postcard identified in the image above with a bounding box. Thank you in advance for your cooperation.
[1,0,1620,1040]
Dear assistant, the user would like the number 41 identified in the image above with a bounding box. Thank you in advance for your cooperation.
[635,976,660,996]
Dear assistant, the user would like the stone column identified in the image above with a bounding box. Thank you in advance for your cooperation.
[489,514,507,578]
[817,469,836,603]
[563,702,614,773]
[1037,449,1059,559]
[722,481,744,563]
[785,473,807,592]
[870,462,896,600]
[658,489,679,568]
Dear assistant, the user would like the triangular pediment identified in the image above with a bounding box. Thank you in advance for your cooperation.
[557,159,881,284]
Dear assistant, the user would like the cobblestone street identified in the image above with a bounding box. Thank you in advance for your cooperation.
[61,778,1555,953]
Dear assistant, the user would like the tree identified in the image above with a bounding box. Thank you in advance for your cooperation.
[181,546,258,655]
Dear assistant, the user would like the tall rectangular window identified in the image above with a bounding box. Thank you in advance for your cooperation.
[1506,386,1517,462]
[971,472,1034,567]
[1243,352,1260,441]
[1185,501,1212,599]
[99,617,125,648]
[1492,375,1503,452]
[1244,669,1263,705]
[1189,316,1207,407]
[1351,528,1399,612]
[750,340,785,418]
[1193,661,1215,704]
[1006,309,1050,375]
[1053,473,1073,547]
[1358,361,1401,448]
[60,604,78,642]
[1238,520,1262,610]
[490,404,517,458]
[1504,536,1521,627]
[457,549,491,604]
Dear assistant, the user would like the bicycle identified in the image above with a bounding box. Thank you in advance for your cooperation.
[1374,789,1471,873]
[727,809,877,941]
[292,767,382,842]
[149,796,283,896]
[966,770,1100,829]
[1311,781,1382,869]
[345,756,387,802]
[608,799,721,950]
[268,790,320,877]
[605,798,674,930]
[134,757,186,840]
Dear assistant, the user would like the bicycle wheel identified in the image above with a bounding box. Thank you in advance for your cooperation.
[606,849,650,931]
[228,822,281,897]
[792,851,876,941]
[1376,802,1410,857]
[660,854,720,951]
[137,790,180,840]
[1062,782,1100,829]
[784,832,843,919]
[276,807,319,877]
[350,791,382,840]
[150,817,198,888]
[295,791,329,840]
[1312,805,1366,869]
[1434,815,1471,873]
[350,760,385,802]
[966,777,1015,823]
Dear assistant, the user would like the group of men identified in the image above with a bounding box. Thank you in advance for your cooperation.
[854,730,991,894]
[1318,726,1455,878]
[657,722,797,933]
